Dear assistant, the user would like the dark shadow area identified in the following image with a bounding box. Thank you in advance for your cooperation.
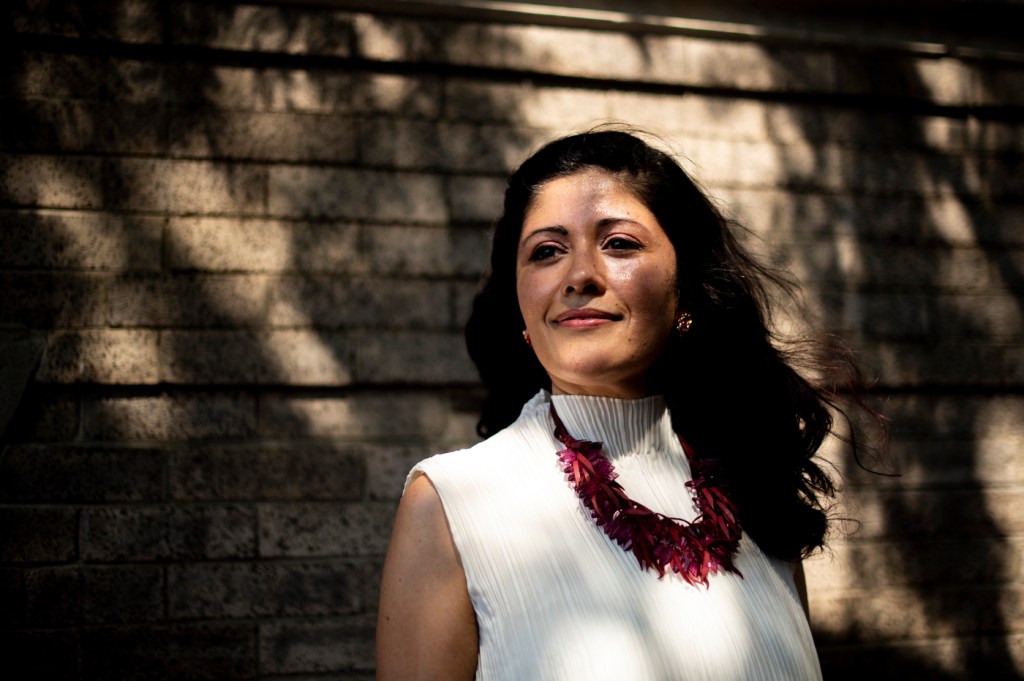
[762,48,1024,678]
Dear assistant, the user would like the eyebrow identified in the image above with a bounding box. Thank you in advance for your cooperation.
[519,225,568,243]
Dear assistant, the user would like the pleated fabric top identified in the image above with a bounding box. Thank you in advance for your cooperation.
[408,391,823,681]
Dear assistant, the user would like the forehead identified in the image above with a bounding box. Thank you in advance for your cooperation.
[523,168,651,226]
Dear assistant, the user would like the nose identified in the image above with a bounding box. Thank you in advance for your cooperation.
[562,249,604,297]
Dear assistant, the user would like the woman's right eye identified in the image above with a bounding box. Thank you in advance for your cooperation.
[529,244,561,262]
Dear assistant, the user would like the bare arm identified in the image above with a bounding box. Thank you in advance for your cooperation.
[376,474,478,681]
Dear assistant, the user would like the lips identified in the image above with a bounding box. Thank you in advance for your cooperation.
[553,308,621,327]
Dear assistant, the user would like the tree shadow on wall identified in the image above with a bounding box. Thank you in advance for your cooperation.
[763,48,1023,679]
[1,1,533,679]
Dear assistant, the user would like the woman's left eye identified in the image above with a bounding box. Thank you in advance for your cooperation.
[604,237,642,251]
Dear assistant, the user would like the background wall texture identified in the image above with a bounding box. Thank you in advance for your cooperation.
[1,1,1022,679]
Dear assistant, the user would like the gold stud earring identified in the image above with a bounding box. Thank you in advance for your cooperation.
[522,329,532,346]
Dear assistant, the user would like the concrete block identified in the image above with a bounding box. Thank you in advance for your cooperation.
[24,566,81,626]
[104,158,267,215]
[176,64,355,113]
[351,72,441,118]
[11,0,166,43]
[0,272,106,329]
[1,387,80,442]
[24,565,165,625]
[80,623,257,681]
[857,339,1024,388]
[365,445,437,501]
[0,99,168,156]
[83,392,257,441]
[445,175,505,223]
[362,224,490,278]
[82,504,256,561]
[39,330,160,384]
[168,109,357,162]
[267,276,453,329]
[167,217,361,273]
[169,445,366,501]
[0,631,78,679]
[0,210,163,271]
[158,330,354,385]
[0,446,165,502]
[267,166,447,222]
[258,502,392,558]
[259,391,450,439]
[82,565,166,624]
[174,3,355,56]
[443,78,612,128]
[0,568,25,627]
[0,507,78,563]
[8,50,105,99]
[0,154,104,209]
[167,560,378,619]
[260,619,375,674]
[104,274,274,328]
[354,330,477,384]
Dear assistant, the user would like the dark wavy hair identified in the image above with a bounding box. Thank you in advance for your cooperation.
[465,128,874,561]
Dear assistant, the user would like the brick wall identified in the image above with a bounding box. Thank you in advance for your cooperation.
[1,1,1022,678]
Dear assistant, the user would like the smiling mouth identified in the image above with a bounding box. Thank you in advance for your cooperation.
[553,308,621,327]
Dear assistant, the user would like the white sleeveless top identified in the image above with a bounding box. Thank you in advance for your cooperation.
[408,391,823,681]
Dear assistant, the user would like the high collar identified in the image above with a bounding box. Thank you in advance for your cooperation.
[547,391,672,459]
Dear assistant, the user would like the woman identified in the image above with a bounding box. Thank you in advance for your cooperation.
[377,129,866,680]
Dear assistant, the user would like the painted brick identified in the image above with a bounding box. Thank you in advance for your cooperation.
[354,330,478,384]
[166,217,360,273]
[167,560,379,619]
[259,391,451,439]
[267,277,453,329]
[103,158,267,215]
[267,166,447,222]
[260,619,375,674]
[0,446,165,502]
[0,507,78,563]
[80,623,257,681]
[83,392,257,441]
[82,504,255,561]
[169,445,366,501]
[258,502,392,557]
[168,109,358,162]
[0,154,104,209]
[158,330,354,385]
[39,330,160,384]
[174,2,355,56]
[104,274,275,328]
[0,209,163,271]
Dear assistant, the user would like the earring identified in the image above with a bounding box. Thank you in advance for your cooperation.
[522,329,532,346]
[675,312,692,335]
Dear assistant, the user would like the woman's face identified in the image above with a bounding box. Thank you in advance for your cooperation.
[515,168,679,398]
